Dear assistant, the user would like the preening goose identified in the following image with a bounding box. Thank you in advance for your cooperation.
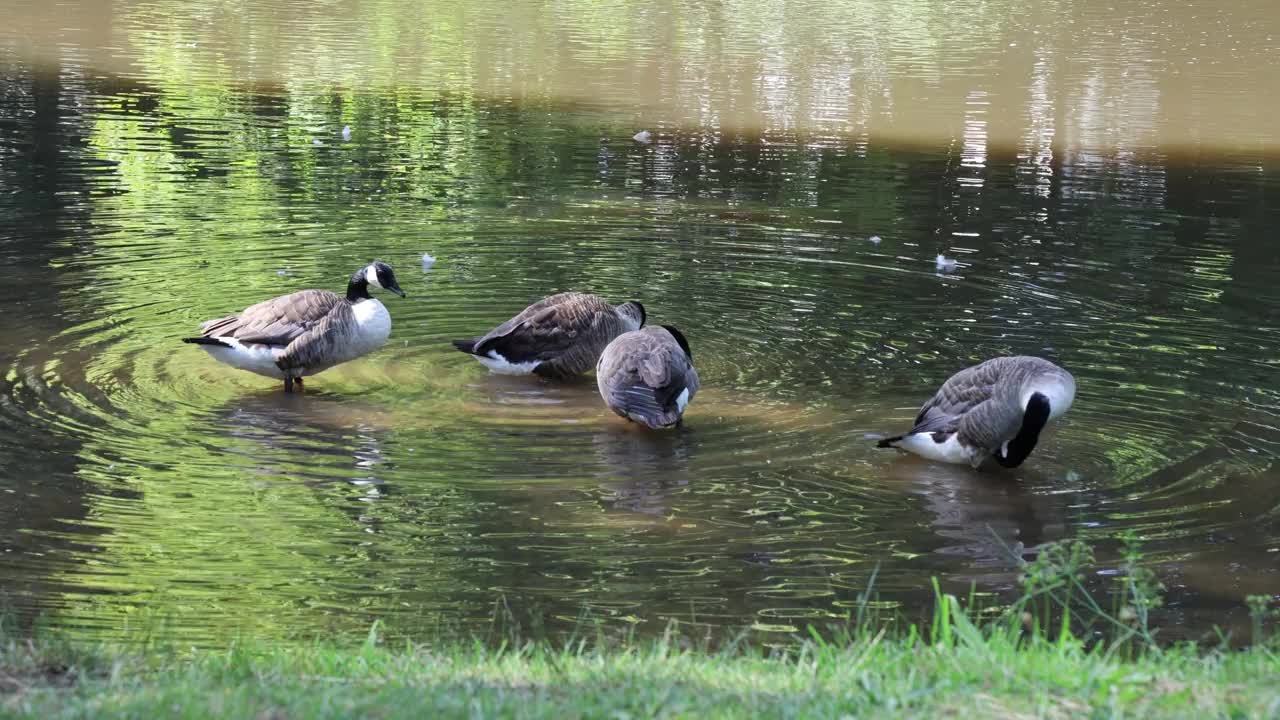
[876,356,1075,469]
[597,325,699,429]
[182,261,405,392]
[452,292,645,379]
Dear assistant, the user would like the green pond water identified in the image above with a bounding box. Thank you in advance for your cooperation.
[0,0,1278,645]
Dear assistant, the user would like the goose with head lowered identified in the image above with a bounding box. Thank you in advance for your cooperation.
[597,325,699,429]
[452,292,645,379]
[182,260,405,392]
[876,356,1075,469]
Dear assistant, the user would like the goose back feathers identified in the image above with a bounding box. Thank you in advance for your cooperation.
[597,325,699,429]
[183,261,404,390]
[877,356,1075,468]
[453,292,645,379]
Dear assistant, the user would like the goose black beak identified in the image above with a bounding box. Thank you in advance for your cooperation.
[388,285,406,298]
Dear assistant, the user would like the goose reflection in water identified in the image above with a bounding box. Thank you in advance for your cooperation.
[879,459,1072,585]
[590,426,695,516]
[209,390,397,498]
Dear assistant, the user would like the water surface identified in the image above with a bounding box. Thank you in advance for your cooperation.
[1,0,1278,645]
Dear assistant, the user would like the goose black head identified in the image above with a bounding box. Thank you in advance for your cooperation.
[661,325,692,360]
[348,260,405,300]
[619,301,646,328]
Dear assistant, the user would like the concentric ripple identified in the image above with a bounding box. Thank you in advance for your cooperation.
[1,0,1278,646]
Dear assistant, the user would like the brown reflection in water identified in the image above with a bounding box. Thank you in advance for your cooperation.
[2,0,1278,152]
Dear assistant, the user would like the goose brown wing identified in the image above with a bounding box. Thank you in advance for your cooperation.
[955,396,1024,451]
[275,300,358,372]
[908,360,1004,435]
[199,290,344,347]
[474,293,613,365]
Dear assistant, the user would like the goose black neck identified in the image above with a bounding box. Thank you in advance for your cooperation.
[346,272,372,301]
[661,325,692,360]
[994,392,1051,468]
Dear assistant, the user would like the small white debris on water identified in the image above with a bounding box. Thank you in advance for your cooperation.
[633,130,652,144]
[276,267,294,277]
[422,253,436,271]
[312,139,322,146]
[935,254,959,272]
[868,235,882,244]
[342,125,352,142]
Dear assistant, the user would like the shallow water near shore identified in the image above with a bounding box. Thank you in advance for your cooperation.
[0,0,1278,645]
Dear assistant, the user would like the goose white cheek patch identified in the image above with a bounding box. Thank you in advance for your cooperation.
[365,266,382,289]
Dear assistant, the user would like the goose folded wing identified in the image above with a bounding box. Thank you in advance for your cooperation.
[275,300,357,372]
[608,382,666,421]
[908,405,961,436]
[640,341,699,408]
[200,290,342,347]
[909,365,1002,430]
[956,397,1024,451]
[605,373,697,429]
[476,303,599,363]
[603,371,676,426]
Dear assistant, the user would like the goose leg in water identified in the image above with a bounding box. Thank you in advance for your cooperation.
[295,377,304,392]
[283,377,294,393]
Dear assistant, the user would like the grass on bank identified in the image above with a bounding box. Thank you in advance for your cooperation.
[1,629,1278,719]
[2,538,1278,719]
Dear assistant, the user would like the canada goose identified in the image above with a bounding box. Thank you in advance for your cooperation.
[597,325,699,429]
[182,260,405,392]
[876,356,1075,469]
[452,292,645,379]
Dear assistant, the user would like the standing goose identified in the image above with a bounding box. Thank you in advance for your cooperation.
[597,325,700,429]
[877,356,1075,469]
[182,260,405,392]
[451,292,645,379]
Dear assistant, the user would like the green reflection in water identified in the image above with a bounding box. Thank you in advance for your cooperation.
[0,0,1277,647]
